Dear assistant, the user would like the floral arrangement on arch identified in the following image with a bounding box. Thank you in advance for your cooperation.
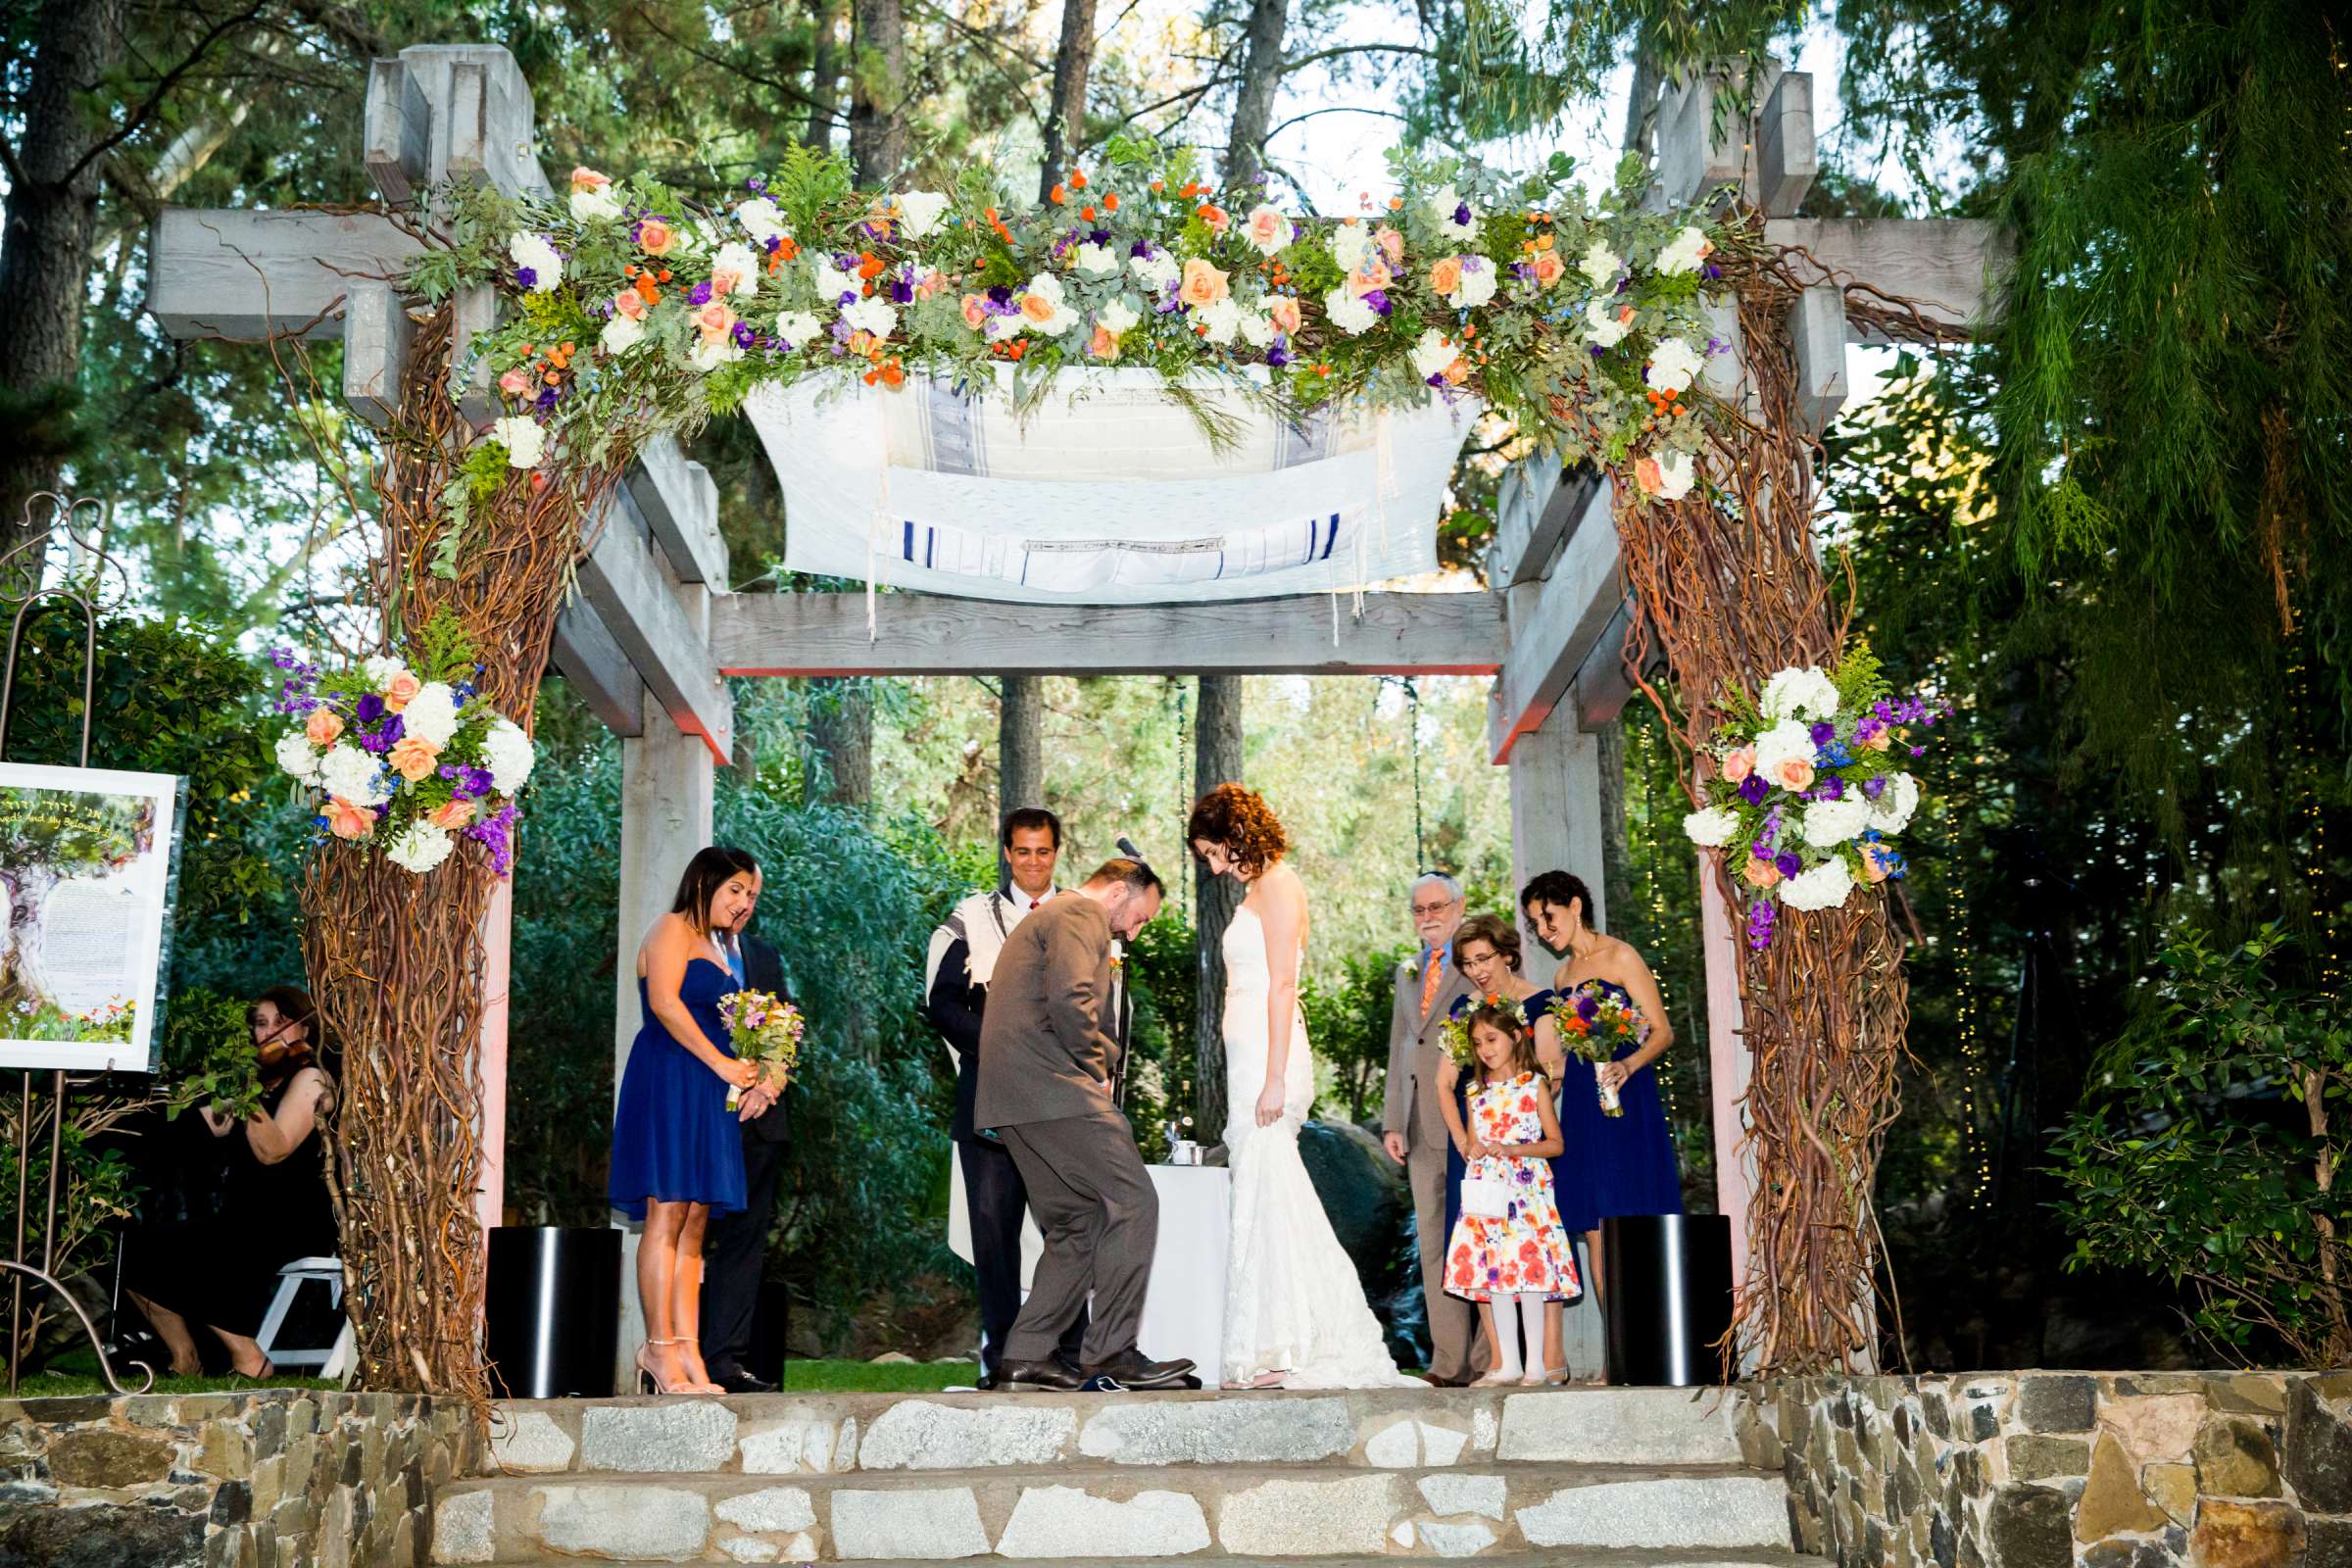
[1681,644,1948,948]
[407,140,1738,554]
[270,617,536,875]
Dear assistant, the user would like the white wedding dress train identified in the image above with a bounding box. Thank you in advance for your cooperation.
[1220,905,1418,1388]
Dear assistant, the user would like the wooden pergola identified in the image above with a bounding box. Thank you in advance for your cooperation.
[146,44,2003,1378]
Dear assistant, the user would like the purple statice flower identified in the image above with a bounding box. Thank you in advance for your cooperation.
[465,804,520,877]
[1862,775,1888,801]
[1774,850,1803,879]
[1745,900,1777,950]
[1512,262,1536,282]
[1755,808,1781,850]
[688,280,713,307]
[1855,716,1885,745]
[1739,774,1770,806]
[514,267,537,289]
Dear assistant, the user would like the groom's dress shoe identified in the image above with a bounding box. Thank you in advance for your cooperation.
[1083,1349,1196,1391]
[991,1355,1088,1393]
[710,1365,777,1395]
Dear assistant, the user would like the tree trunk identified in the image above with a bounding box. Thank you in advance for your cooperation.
[807,678,873,807]
[1596,718,1631,934]
[1193,675,1245,1141]
[1221,0,1290,188]
[0,0,129,559]
[802,0,845,152]
[1038,0,1101,201]
[1620,50,1663,166]
[999,676,1045,823]
[847,0,908,182]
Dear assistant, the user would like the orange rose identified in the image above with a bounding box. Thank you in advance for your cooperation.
[305,708,343,746]
[1428,256,1463,298]
[1020,291,1059,325]
[383,669,423,712]
[614,287,647,319]
[388,735,442,782]
[325,798,374,841]
[569,166,612,194]
[1532,251,1565,288]
[1179,258,1230,309]
[1722,747,1756,783]
[1087,323,1120,361]
[429,798,477,831]
[1861,844,1894,884]
[1375,224,1405,266]
[1861,728,1892,753]
[1268,296,1301,335]
[1772,756,1817,792]
[1443,359,1470,387]
[637,219,674,256]
[960,294,990,331]
[1741,857,1783,890]
[1635,455,1664,496]
[1197,204,1230,234]
[694,301,737,340]
[1350,258,1392,297]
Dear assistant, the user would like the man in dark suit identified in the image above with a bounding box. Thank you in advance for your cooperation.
[702,862,792,1395]
[975,859,1190,1394]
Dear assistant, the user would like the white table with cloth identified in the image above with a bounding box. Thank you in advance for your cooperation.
[950,1158,1231,1380]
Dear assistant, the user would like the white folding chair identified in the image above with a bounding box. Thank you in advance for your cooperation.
[255,1256,356,1383]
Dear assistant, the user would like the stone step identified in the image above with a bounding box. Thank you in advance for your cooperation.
[430,1461,1795,1563]
[476,1553,1829,1568]
[481,1386,1749,1479]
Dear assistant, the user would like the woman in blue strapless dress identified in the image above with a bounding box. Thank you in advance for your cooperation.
[1441,912,1586,1384]
[610,846,762,1396]
[1519,870,1686,1313]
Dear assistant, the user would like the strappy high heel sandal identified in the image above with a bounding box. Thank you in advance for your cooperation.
[636,1339,693,1395]
[673,1336,727,1395]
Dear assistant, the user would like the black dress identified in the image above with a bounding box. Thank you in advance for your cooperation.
[128,1075,338,1339]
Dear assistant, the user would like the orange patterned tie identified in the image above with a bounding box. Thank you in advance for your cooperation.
[1420,949,1442,1016]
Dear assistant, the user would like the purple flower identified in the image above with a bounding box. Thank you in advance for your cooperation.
[1702,261,1722,280]
[988,285,1013,305]
[1266,342,1292,368]
[1739,774,1769,806]
[688,280,713,307]
[1817,776,1846,801]
[1774,850,1802,878]
[355,693,385,724]
[514,267,537,289]
[1575,994,1599,1023]
[1745,901,1777,950]
[887,276,914,304]
[1363,289,1394,317]
[1091,229,1111,246]
[1130,240,1155,258]
[747,174,767,192]
[1512,262,1536,281]
[1809,720,1836,747]
[1862,775,1887,800]
[535,387,558,410]
[732,320,756,348]
[1452,202,1472,226]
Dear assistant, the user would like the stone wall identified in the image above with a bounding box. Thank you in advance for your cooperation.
[0,1390,465,1568]
[1740,1371,2352,1568]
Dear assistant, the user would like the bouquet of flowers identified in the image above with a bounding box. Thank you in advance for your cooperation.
[1682,643,1948,949]
[269,614,535,876]
[1548,985,1647,1117]
[716,989,805,1111]
[1440,994,1513,1071]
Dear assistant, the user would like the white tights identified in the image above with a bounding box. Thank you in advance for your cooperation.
[1484,1294,1549,1378]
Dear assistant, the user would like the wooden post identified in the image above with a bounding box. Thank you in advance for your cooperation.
[1698,871,1751,1283]
[476,878,513,1232]
[611,686,717,1386]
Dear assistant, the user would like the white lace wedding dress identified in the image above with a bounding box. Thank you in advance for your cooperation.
[1221,904,1419,1388]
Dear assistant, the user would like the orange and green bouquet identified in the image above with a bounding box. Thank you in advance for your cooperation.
[716,989,804,1111]
[1547,985,1648,1117]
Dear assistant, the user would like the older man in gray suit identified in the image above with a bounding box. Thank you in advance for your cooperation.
[976,858,1194,1393]
[1380,872,1478,1384]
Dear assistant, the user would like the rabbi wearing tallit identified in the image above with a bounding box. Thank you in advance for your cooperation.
[924,808,1087,1388]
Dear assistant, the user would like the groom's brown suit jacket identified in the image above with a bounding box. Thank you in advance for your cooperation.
[973,894,1123,1131]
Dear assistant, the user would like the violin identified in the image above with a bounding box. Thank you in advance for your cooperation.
[255,1028,318,1091]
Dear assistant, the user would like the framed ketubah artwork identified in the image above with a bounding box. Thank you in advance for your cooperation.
[0,762,187,1075]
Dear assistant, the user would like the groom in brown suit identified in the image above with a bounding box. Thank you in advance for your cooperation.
[1381,872,1479,1383]
[975,858,1195,1393]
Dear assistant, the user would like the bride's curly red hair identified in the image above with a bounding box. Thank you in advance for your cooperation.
[1187,782,1289,875]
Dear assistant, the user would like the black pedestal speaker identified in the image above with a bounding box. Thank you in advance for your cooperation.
[485,1226,622,1398]
[1601,1213,1734,1386]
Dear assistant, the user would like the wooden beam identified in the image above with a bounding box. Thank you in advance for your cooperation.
[710,591,1503,677]
[340,280,414,426]
[548,594,647,737]
[1490,456,1603,588]
[1756,71,1816,218]
[629,438,728,586]
[1570,596,1640,731]
[147,209,418,342]
[1653,73,1748,211]
[1788,283,1850,432]
[1766,217,2014,338]
[577,494,734,762]
[1489,477,1622,763]
[363,57,430,204]
[399,45,551,196]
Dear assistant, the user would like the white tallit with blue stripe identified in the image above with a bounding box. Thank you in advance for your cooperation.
[745,368,1479,604]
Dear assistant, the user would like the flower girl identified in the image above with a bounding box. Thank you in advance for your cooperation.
[1442,1001,1581,1387]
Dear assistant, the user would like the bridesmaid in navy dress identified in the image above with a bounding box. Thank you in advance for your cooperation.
[1518,870,1684,1313]
[610,847,762,1396]
[1440,913,1584,1384]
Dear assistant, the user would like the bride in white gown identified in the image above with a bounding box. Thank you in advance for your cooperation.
[1189,783,1418,1390]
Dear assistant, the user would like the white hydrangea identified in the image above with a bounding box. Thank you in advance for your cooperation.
[1329,220,1373,271]
[1585,298,1631,348]
[1431,184,1479,242]
[274,731,321,784]
[401,682,462,749]
[840,296,898,340]
[1097,299,1141,337]
[736,196,790,245]
[600,314,647,356]
[1651,449,1695,501]
[1019,273,1077,336]
[1579,241,1622,287]
[1800,796,1873,849]
[710,241,760,298]
[896,190,951,239]
[1129,248,1179,292]
[1238,312,1277,349]
[318,744,390,808]
[1683,806,1740,848]
[362,655,407,690]
[1761,664,1841,722]
[688,334,744,372]
[483,718,535,795]
[1752,718,1819,777]
[1196,296,1243,347]
[385,820,456,875]
[1645,336,1705,396]
[810,256,859,306]
[1778,857,1857,912]
[568,186,623,222]
[1447,257,1496,309]
[772,311,822,350]
[1408,328,1459,380]
[1656,223,1713,276]
[1073,241,1121,279]
[493,415,545,468]
[1869,772,1922,836]
[508,232,564,292]
[1324,287,1378,336]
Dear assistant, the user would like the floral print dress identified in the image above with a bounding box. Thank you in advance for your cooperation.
[1443,1071,1582,1302]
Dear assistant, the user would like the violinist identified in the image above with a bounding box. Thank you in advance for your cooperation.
[124,986,338,1380]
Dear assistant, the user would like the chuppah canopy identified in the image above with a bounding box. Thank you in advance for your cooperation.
[747,368,1483,604]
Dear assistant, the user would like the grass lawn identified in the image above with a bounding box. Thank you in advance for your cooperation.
[782,1358,980,1393]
